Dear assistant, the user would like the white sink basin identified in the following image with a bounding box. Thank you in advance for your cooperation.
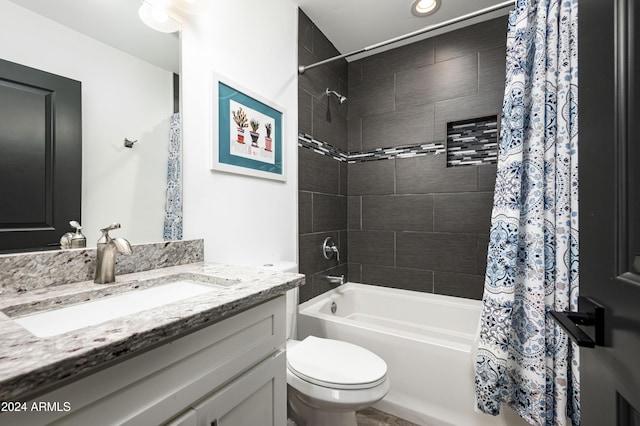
[13,281,220,337]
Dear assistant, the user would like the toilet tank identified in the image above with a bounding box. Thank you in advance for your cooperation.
[260,261,299,340]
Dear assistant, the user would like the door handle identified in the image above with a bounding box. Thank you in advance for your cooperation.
[549,296,605,347]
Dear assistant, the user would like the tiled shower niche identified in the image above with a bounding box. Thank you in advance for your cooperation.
[446,116,499,167]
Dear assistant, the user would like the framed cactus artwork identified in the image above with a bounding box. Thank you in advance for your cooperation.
[210,72,286,181]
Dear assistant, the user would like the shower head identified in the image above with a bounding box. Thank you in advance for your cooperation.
[326,88,347,104]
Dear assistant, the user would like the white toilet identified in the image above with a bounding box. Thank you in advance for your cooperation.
[262,262,390,426]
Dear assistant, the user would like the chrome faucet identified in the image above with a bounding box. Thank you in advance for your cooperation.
[322,237,340,262]
[326,274,345,285]
[94,223,132,284]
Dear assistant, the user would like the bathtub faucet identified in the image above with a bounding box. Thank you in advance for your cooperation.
[322,237,340,262]
[327,274,345,285]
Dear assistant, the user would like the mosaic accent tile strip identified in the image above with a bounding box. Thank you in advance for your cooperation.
[446,116,499,167]
[298,133,347,162]
[298,133,445,163]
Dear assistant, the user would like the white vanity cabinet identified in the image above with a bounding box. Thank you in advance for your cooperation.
[2,296,287,426]
[189,349,286,426]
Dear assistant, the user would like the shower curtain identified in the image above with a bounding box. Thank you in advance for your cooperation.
[163,112,183,241]
[474,0,579,425]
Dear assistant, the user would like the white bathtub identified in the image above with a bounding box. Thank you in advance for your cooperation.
[296,283,528,426]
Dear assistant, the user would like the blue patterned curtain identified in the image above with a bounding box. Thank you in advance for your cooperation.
[474,0,579,425]
[164,112,183,241]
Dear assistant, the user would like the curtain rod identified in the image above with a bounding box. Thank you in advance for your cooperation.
[298,0,516,74]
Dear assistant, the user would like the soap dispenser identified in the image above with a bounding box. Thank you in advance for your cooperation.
[60,220,86,249]
[69,220,86,248]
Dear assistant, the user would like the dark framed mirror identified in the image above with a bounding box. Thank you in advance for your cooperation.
[0,0,180,252]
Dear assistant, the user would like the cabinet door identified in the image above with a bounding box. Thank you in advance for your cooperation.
[194,350,286,426]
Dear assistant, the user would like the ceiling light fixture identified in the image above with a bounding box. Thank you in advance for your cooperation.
[138,0,182,33]
[138,0,208,33]
[411,0,441,17]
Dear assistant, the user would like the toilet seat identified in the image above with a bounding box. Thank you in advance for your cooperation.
[287,336,387,390]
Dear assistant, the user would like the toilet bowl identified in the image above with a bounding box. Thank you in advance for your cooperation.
[287,337,390,426]
[260,262,389,426]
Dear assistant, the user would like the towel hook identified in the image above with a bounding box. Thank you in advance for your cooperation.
[124,138,138,148]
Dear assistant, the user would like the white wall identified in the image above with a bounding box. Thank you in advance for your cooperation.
[0,0,173,245]
[181,1,299,266]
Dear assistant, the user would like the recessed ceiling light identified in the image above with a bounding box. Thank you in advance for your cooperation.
[411,0,441,17]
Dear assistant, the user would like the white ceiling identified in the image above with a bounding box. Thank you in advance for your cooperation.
[8,0,513,72]
[292,0,513,60]
[8,0,179,73]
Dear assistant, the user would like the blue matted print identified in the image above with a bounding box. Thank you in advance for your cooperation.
[215,80,285,181]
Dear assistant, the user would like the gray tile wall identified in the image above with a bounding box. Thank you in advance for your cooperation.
[298,10,349,302]
[347,16,508,300]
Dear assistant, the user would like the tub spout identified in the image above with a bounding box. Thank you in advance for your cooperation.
[327,274,345,285]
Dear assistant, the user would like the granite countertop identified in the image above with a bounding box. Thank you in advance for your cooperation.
[0,262,304,401]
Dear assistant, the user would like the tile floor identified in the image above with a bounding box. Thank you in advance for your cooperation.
[356,407,420,426]
[287,407,419,426]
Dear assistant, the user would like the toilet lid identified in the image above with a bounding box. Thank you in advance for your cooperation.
[287,336,387,390]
